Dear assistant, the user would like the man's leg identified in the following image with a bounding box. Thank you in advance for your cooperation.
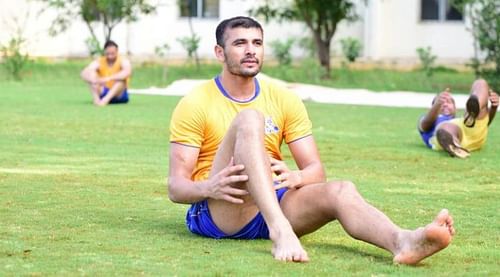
[280,181,455,265]
[83,71,102,105]
[464,79,491,126]
[97,81,126,106]
[434,122,469,158]
[208,109,309,262]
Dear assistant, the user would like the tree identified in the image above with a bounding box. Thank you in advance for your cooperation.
[178,0,201,69]
[38,0,155,54]
[251,0,358,77]
[451,0,500,89]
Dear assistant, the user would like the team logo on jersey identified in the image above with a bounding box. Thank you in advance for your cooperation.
[265,116,279,134]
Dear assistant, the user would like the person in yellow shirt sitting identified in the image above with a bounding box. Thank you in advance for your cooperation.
[168,16,455,265]
[430,79,498,158]
[80,40,132,106]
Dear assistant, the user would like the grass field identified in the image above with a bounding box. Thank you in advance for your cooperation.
[0,62,499,275]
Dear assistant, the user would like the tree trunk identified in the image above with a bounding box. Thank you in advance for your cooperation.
[314,35,331,77]
[187,14,200,70]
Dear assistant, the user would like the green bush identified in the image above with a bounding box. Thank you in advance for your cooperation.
[297,36,316,58]
[269,38,295,66]
[340,37,362,63]
[451,0,500,90]
[1,37,30,80]
[85,37,103,56]
[177,35,200,59]
[416,46,437,77]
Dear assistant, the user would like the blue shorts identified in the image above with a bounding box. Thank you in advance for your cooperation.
[186,187,288,239]
[418,114,454,148]
[100,87,129,104]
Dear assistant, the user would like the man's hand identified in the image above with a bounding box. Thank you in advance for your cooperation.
[270,157,302,190]
[489,90,499,107]
[435,88,452,106]
[95,77,110,85]
[206,158,249,204]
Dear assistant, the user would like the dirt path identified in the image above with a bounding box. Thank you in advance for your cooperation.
[129,76,469,109]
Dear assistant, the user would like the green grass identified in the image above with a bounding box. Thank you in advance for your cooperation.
[265,61,475,94]
[1,59,476,93]
[0,62,499,275]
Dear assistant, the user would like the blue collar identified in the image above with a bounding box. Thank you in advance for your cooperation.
[214,75,260,103]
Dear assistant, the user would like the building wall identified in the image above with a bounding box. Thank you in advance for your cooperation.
[0,0,475,63]
[363,0,474,62]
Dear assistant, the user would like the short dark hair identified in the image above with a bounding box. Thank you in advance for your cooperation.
[215,16,263,47]
[104,40,118,49]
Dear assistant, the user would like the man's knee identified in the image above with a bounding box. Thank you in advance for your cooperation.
[236,109,264,121]
[472,79,490,96]
[235,109,265,132]
[473,78,488,88]
[326,180,358,199]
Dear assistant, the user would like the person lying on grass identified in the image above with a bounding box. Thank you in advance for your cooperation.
[168,16,455,264]
[420,79,498,158]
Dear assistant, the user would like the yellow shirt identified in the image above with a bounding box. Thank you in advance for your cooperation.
[170,76,312,181]
[451,115,489,151]
[97,56,129,88]
[430,115,489,151]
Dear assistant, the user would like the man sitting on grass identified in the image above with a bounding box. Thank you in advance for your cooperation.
[80,40,132,106]
[168,16,455,265]
[426,79,498,158]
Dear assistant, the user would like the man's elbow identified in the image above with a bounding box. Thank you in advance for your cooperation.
[166,178,182,203]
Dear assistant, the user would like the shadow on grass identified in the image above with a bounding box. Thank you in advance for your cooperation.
[305,242,392,265]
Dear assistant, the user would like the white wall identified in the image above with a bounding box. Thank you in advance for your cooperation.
[363,0,474,62]
[0,0,476,63]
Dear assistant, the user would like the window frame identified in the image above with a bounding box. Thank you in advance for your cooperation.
[420,0,463,22]
[179,0,219,19]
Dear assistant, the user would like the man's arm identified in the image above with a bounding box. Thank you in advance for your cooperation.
[80,60,100,83]
[488,91,498,126]
[419,89,450,132]
[107,58,132,81]
[168,143,249,204]
[272,135,325,190]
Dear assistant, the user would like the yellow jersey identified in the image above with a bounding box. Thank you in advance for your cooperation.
[430,115,489,151]
[170,76,312,181]
[97,56,129,88]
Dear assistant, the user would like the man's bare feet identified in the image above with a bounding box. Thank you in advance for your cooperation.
[393,209,455,265]
[269,222,309,262]
[94,100,107,107]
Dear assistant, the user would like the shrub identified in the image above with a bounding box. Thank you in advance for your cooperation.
[269,38,295,66]
[340,37,362,63]
[85,37,103,56]
[1,37,30,80]
[297,36,316,58]
[416,46,437,77]
[177,35,200,60]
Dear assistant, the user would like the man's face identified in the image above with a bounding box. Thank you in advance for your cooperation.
[218,27,264,77]
[440,97,456,116]
[104,46,118,63]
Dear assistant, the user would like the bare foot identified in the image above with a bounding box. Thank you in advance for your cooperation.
[269,222,309,262]
[393,209,455,265]
[95,100,107,107]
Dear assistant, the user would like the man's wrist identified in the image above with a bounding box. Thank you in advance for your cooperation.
[294,170,303,186]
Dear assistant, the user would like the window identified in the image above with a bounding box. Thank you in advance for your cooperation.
[421,0,463,21]
[180,0,219,18]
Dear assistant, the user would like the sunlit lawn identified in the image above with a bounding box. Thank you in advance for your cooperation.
[0,62,498,275]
